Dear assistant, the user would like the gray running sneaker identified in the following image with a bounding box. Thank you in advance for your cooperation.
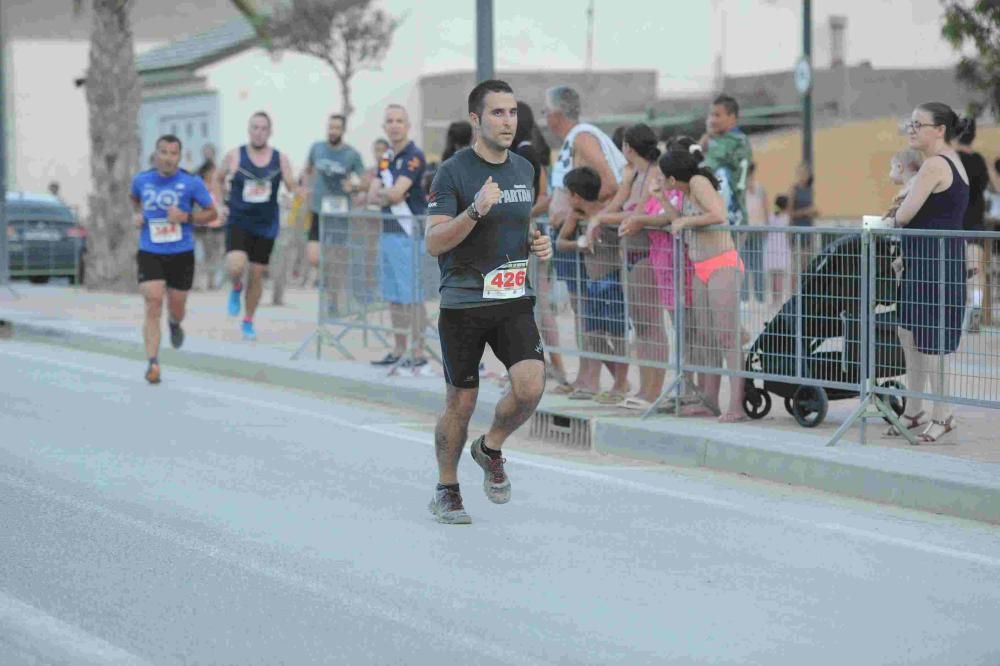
[428,486,472,524]
[469,435,511,504]
[169,321,185,349]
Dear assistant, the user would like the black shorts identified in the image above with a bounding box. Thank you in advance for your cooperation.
[137,250,194,291]
[226,224,276,265]
[438,298,544,389]
[308,211,350,245]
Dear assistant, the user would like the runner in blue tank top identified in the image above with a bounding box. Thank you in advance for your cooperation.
[216,112,298,340]
[130,134,219,384]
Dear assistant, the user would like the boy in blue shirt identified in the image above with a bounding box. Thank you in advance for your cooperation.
[130,134,219,383]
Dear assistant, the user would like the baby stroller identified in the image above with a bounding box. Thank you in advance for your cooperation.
[742,234,907,427]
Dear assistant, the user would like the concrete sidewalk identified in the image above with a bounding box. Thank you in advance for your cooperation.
[1,283,998,524]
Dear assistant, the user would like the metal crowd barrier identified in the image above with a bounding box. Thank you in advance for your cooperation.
[292,210,439,365]
[299,209,1000,447]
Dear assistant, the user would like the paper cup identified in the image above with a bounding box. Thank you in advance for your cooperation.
[863,215,893,230]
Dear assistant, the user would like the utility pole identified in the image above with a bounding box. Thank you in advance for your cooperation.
[476,0,494,83]
[802,0,814,170]
[0,1,9,289]
[585,0,594,72]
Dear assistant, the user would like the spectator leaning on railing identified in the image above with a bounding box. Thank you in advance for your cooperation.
[657,148,746,423]
[544,84,626,396]
[558,166,629,401]
[589,123,670,410]
[888,102,972,444]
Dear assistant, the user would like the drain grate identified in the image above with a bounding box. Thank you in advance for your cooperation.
[529,410,591,449]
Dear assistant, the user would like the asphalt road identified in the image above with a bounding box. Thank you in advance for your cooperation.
[1,340,999,665]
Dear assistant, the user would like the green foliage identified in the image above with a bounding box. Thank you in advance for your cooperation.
[941,0,1000,115]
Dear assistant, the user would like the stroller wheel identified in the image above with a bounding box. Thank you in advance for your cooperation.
[743,387,772,419]
[783,396,795,416]
[877,379,907,423]
[791,386,828,428]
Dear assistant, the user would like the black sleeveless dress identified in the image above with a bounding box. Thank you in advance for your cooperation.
[898,155,968,355]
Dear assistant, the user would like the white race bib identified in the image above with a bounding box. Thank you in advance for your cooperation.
[149,220,182,244]
[321,195,348,215]
[483,260,528,299]
[242,179,272,204]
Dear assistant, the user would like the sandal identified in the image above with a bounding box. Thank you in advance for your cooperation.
[916,416,956,444]
[618,396,653,411]
[550,382,575,395]
[885,411,926,437]
[568,388,597,400]
[594,391,627,405]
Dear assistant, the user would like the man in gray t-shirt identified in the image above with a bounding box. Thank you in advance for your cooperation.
[424,79,553,526]
[302,114,365,311]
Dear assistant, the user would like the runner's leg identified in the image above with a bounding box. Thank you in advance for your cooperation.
[484,359,545,451]
[141,280,166,361]
[435,386,478,485]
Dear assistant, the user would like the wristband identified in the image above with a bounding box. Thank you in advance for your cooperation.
[467,202,483,222]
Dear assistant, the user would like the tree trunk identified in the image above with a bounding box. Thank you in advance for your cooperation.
[339,73,354,120]
[83,0,141,291]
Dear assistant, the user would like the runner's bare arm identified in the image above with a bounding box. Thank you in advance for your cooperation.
[130,194,143,228]
[573,133,619,202]
[279,153,297,193]
[426,212,477,257]
[215,150,238,200]
[426,176,501,257]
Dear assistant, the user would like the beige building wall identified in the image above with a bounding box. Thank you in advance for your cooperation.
[752,118,1000,220]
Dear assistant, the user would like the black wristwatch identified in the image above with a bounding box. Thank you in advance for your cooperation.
[467,202,483,222]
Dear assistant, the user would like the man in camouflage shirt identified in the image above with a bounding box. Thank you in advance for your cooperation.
[701,94,753,227]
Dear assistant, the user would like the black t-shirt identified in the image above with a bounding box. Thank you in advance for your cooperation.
[959,150,988,231]
[428,147,536,309]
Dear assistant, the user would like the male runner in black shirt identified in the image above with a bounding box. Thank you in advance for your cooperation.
[425,79,553,524]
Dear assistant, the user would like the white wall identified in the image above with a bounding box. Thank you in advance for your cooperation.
[9,38,161,214]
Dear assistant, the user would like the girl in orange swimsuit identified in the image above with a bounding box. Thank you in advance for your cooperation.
[655,148,746,423]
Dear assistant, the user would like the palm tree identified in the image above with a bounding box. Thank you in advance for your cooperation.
[75,0,271,290]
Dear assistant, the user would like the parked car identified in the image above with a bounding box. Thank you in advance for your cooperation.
[5,191,86,284]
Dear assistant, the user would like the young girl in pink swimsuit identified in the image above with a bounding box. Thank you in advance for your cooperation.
[656,148,746,422]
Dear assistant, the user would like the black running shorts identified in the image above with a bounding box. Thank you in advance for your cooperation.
[438,298,544,389]
[226,224,276,265]
[137,250,195,291]
[308,211,350,245]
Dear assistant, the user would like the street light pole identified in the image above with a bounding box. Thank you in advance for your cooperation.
[0,2,9,289]
[476,0,494,83]
[802,0,814,170]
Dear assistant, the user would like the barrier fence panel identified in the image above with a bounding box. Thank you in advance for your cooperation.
[870,228,1000,420]
[293,210,439,365]
[293,211,1000,445]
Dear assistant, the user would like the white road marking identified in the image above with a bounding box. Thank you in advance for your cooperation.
[2,345,999,570]
[0,589,152,665]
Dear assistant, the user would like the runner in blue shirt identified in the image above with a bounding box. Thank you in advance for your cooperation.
[130,134,218,384]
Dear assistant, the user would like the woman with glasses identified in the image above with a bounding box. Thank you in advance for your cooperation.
[889,103,972,443]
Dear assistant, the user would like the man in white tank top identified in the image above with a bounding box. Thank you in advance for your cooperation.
[543,85,626,397]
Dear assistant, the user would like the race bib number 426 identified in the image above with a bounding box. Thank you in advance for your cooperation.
[149,220,182,244]
[483,260,528,299]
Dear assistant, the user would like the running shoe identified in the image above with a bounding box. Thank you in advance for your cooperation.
[371,353,401,366]
[144,361,161,385]
[241,319,257,341]
[227,288,242,317]
[399,357,428,369]
[469,435,511,504]
[428,486,472,524]
[168,321,184,349]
